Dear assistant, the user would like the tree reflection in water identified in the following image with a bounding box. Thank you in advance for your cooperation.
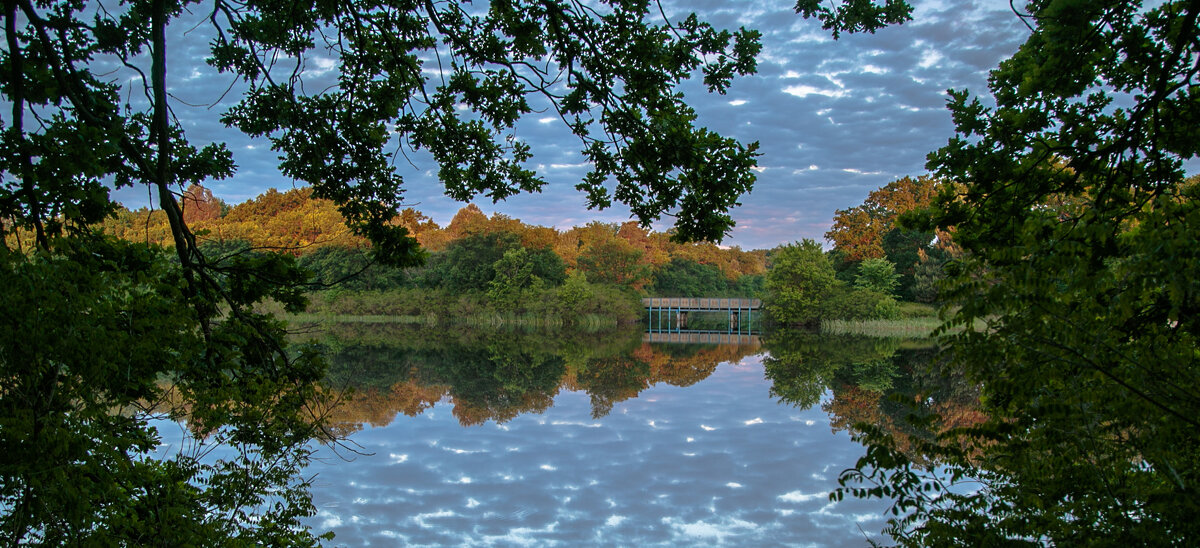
[303,323,764,429]
[761,331,985,466]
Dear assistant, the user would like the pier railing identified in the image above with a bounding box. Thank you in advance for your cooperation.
[642,297,761,335]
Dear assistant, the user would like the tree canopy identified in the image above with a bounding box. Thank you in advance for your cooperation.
[838,0,1200,544]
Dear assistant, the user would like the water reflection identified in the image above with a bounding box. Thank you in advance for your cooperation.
[311,323,762,429]
[299,323,974,545]
[762,331,984,464]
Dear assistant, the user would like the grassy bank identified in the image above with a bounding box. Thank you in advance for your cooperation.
[268,285,643,329]
[819,301,943,338]
[818,303,992,338]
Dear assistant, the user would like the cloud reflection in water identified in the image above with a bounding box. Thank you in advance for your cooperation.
[305,351,892,546]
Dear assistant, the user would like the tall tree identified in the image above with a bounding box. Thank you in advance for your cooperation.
[576,237,650,288]
[763,239,838,327]
[853,257,899,297]
[824,175,942,262]
[842,1,1200,544]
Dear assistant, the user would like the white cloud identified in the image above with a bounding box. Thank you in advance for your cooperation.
[548,162,589,170]
[729,99,748,106]
[663,516,757,542]
[782,85,847,99]
[778,490,829,503]
[550,421,603,428]
[445,447,485,454]
[317,510,342,529]
[307,56,337,76]
[919,49,945,69]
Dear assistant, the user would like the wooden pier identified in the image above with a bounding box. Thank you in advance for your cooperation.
[642,297,761,333]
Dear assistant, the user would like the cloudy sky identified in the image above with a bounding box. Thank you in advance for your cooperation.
[114,0,1034,250]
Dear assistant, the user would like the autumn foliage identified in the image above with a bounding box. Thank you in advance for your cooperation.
[101,185,768,293]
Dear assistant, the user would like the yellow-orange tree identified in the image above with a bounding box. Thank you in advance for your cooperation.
[825,175,942,261]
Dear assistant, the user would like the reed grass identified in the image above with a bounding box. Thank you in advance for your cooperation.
[820,315,990,338]
[820,317,943,338]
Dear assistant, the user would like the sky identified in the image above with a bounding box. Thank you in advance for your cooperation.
[111,0,1034,250]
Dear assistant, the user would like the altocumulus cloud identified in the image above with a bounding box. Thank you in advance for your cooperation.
[120,0,1031,251]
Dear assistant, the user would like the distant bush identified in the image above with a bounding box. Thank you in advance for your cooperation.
[825,286,900,321]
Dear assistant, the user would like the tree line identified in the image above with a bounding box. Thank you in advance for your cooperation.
[97,185,768,310]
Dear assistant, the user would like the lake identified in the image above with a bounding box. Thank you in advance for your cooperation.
[298,324,951,546]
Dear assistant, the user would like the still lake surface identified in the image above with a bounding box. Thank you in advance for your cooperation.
[299,324,932,546]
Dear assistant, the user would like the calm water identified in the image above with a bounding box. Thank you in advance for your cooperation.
[299,325,942,546]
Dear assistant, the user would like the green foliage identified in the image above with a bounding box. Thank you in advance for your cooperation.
[794,0,914,39]
[487,247,540,309]
[846,1,1200,544]
[650,258,728,296]
[880,227,932,299]
[423,232,567,293]
[730,273,766,298]
[0,238,327,545]
[577,238,650,288]
[853,257,900,296]
[765,240,900,326]
[526,247,567,287]
[556,270,594,311]
[301,281,643,327]
[298,245,411,291]
[764,240,839,327]
[423,232,518,291]
[825,285,900,321]
[909,256,944,304]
